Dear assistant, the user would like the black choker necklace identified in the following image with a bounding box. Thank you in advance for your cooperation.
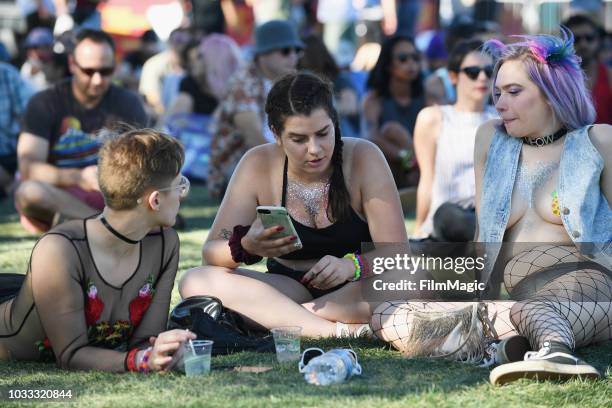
[100,216,139,244]
[522,128,567,147]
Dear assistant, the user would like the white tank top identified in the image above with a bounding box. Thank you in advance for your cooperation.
[420,105,498,236]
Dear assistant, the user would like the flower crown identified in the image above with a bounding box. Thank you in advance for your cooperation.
[483,27,582,72]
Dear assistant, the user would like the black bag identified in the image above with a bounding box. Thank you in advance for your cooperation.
[0,273,25,303]
[168,295,224,329]
[168,296,275,356]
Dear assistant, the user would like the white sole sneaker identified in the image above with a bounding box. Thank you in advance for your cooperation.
[490,359,601,385]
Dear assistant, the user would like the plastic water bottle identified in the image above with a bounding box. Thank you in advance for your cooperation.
[302,349,362,385]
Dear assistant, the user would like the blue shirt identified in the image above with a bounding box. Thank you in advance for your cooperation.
[0,62,32,156]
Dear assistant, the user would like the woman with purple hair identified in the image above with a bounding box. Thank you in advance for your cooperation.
[371,29,611,385]
[166,34,243,117]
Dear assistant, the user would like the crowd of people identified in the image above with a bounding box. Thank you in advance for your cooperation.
[0,0,610,387]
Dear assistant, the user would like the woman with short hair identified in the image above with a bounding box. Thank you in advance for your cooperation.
[0,128,195,373]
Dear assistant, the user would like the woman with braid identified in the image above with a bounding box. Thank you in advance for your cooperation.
[371,29,611,384]
[180,72,407,337]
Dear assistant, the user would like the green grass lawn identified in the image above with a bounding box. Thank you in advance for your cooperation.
[1,186,610,408]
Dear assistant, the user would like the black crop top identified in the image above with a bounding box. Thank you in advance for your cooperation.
[277,158,372,260]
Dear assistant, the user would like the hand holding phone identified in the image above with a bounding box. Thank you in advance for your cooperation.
[240,207,303,258]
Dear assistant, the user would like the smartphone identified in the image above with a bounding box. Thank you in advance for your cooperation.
[256,206,303,249]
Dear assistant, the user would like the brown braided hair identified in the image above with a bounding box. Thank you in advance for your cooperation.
[265,71,351,222]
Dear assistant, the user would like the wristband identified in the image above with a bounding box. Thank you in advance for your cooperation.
[138,347,152,373]
[126,347,139,372]
[228,225,263,265]
[344,253,361,281]
[357,253,369,278]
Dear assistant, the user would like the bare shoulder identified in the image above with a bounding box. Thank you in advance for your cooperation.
[236,143,279,172]
[345,137,384,160]
[345,137,387,179]
[474,119,499,161]
[588,124,612,162]
[230,143,281,188]
[415,105,443,127]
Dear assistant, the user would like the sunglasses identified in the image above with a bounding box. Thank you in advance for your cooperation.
[75,61,115,77]
[158,175,190,198]
[279,47,302,57]
[394,52,420,63]
[460,65,494,80]
[574,34,596,43]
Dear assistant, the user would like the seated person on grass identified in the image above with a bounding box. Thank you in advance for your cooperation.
[371,30,611,385]
[179,72,409,338]
[14,29,148,234]
[0,128,196,373]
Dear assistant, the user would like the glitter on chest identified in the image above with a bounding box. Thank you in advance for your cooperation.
[286,177,330,224]
[514,160,559,208]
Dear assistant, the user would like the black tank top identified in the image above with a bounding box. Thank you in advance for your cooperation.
[277,158,372,260]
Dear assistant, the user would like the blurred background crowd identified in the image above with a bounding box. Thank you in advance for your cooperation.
[0,0,610,237]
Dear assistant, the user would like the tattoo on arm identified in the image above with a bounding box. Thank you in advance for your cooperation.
[218,228,232,240]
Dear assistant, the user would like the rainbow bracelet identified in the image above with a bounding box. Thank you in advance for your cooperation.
[344,253,361,281]
[138,347,152,373]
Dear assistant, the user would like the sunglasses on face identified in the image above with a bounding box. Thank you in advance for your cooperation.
[158,175,190,198]
[460,65,494,80]
[394,52,420,63]
[574,34,596,43]
[74,61,115,77]
[279,47,302,57]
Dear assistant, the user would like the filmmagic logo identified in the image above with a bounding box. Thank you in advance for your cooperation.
[372,279,486,293]
[368,253,487,294]
[371,253,486,275]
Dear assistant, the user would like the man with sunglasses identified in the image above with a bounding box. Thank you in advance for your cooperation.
[15,29,148,233]
[563,14,611,124]
[208,19,303,200]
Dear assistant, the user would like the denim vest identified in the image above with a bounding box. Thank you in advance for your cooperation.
[477,125,612,278]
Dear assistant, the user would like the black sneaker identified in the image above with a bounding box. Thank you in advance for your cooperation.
[490,340,600,385]
[481,335,531,367]
[191,308,275,356]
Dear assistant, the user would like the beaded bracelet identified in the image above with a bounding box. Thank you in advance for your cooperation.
[355,254,366,277]
[138,347,152,373]
[344,253,361,281]
[126,348,139,372]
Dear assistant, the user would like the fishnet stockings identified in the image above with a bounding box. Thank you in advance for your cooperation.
[371,245,612,354]
[505,246,612,350]
[370,301,517,353]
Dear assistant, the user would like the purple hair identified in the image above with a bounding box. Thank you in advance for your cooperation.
[483,27,596,129]
[200,34,244,100]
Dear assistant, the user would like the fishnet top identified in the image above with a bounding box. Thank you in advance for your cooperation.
[0,220,179,371]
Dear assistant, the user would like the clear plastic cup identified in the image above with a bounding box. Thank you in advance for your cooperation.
[271,326,302,363]
[183,340,213,376]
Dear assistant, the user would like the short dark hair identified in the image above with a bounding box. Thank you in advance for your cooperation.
[562,15,604,39]
[447,39,484,73]
[73,29,115,53]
